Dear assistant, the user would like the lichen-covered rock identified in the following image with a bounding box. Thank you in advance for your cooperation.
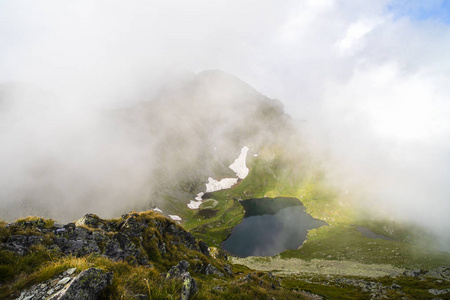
[428,288,450,296]
[120,216,144,237]
[426,266,450,280]
[403,269,425,277]
[75,214,101,228]
[55,268,113,300]
[166,261,198,300]
[167,260,190,279]
[223,264,233,276]
[15,268,78,300]
[197,263,223,277]
[180,272,198,300]
[54,237,100,257]
[2,235,43,255]
[2,211,211,269]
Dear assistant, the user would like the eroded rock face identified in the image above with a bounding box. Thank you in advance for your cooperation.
[56,268,113,300]
[16,267,112,300]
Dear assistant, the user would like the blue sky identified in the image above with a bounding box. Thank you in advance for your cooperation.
[388,0,450,23]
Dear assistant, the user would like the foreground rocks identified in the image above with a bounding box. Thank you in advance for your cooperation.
[16,268,112,300]
[1,212,233,300]
[2,212,210,265]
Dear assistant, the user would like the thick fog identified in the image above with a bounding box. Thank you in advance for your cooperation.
[1,1,450,248]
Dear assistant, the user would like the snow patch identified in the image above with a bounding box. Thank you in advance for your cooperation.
[153,207,163,213]
[187,146,250,209]
[168,215,182,221]
[205,177,238,193]
[187,200,202,209]
[229,146,249,179]
[195,192,204,201]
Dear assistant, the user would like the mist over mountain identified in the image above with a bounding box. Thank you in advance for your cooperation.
[0,70,296,222]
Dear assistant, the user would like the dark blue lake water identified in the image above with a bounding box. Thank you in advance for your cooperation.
[221,197,327,257]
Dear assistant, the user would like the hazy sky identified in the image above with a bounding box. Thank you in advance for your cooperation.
[1,1,450,246]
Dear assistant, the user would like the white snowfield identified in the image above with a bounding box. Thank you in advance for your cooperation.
[187,146,250,209]
[187,200,202,209]
[187,192,205,209]
[229,146,249,179]
[205,177,238,193]
[153,207,163,213]
[168,215,182,221]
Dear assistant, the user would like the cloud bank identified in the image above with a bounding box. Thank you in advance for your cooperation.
[1,1,450,247]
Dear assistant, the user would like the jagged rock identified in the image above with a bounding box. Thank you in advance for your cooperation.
[70,227,91,241]
[426,266,450,280]
[239,272,255,282]
[64,223,76,233]
[120,216,144,237]
[166,260,198,300]
[75,214,101,228]
[3,235,43,255]
[15,218,46,228]
[158,241,167,255]
[53,268,113,300]
[198,241,210,256]
[104,240,125,260]
[223,264,233,276]
[54,237,100,257]
[428,288,450,295]
[197,263,223,277]
[3,212,211,271]
[53,223,64,229]
[92,231,108,242]
[155,221,202,253]
[403,269,425,277]
[180,272,198,300]
[391,283,401,289]
[16,268,79,300]
[167,260,190,278]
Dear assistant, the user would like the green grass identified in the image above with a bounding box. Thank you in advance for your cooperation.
[280,224,450,269]
[282,275,371,300]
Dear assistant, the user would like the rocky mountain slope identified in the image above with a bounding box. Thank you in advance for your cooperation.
[1,212,449,299]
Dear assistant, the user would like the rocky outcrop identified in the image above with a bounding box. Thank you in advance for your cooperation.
[196,263,224,277]
[3,235,43,255]
[1,212,210,266]
[16,267,112,300]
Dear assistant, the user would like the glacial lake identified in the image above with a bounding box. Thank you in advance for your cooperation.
[222,197,327,257]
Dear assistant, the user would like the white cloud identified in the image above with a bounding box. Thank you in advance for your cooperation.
[1,0,450,247]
